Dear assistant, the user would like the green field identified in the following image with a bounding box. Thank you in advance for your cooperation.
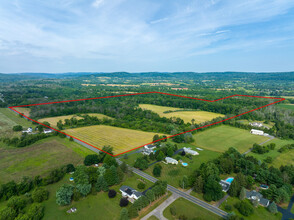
[42,173,153,220]
[144,143,221,188]
[219,197,282,220]
[13,107,31,116]
[0,137,94,184]
[248,138,294,167]
[163,197,221,220]
[192,125,270,153]
[277,104,294,110]
[65,125,162,155]
[0,108,34,137]
[139,104,224,123]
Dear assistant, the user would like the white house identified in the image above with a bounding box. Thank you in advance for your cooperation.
[249,122,263,128]
[120,185,142,202]
[250,129,264,135]
[165,157,178,165]
[44,129,53,134]
[22,127,33,133]
[183,147,199,156]
[142,144,156,155]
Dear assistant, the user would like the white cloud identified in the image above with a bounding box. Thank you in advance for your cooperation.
[92,0,104,8]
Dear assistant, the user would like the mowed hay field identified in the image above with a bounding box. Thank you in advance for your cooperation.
[64,125,162,155]
[139,104,224,123]
[0,137,93,184]
[192,125,270,153]
[39,113,112,127]
[0,108,33,137]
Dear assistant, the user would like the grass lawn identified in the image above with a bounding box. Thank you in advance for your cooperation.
[64,125,163,155]
[248,138,294,167]
[163,197,221,220]
[147,216,159,220]
[0,108,34,137]
[220,197,282,220]
[43,173,153,220]
[38,113,112,127]
[139,104,224,124]
[192,125,270,153]
[0,137,94,184]
[277,104,294,111]
[145,143,221,188]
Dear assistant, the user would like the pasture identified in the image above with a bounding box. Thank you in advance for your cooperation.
[0,137,93,184]
[248,138,294,167]
[192,125,270,153]
[0,108,33,138]
[64,125,162,155]
[277,104,294,110]
[163,198,220,220]
[139,104,224,123]
[38,113,111,127]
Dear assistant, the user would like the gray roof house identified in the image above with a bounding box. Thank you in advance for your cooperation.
[246,190,270,207]
[120,185,142,202]
[142,144,156,155]
[219,180,231,192]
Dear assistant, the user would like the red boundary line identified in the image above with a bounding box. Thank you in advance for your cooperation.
[8,92,285,157]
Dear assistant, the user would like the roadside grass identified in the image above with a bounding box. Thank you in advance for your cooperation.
[0,137,93,184]
[139,104,224,124]
[38,113,112,127]
[219,196,282,220]
[43,173,153,220]
[145,143,221,188]
[0,108,34,137]
[147,216,159,220]
[248,138,294,167]
[192,125,270,153]
[163,197,221,220]
[64,125,162,155]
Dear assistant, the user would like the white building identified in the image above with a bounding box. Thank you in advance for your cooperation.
[142,144,156,155]
[22,127,33,133]
[249,122,263,128]
[165,157,178,165]
[44,129,53,134]
[183,147,199,156]
[250,129,264,135]
[120,185,142,202]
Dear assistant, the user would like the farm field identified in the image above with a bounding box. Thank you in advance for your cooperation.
[144,143,221,188]
[43,173,153,220]
[277,104,294,110]
[38,113,112,127]
[64,125,162,155]
[248,138,294,167]
[0,108,33,137]
[13,107,31,116]
[219,197,282,220]
[0,137,93,184]
[139,104,224,123]
[163,197,220,220]
[192,125,270,153]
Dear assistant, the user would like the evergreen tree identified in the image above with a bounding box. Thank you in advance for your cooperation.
[146,189,155,203]
[153,164,162,177]
[268,202,278,214]
[193,176,204,193]
[179,176,189,189]
[95,175,108,192]
[119,208,129,220]
[239,187,246,200]
[104,165,119,186]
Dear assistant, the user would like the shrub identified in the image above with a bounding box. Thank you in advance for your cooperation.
[13,125,23,131]
[66,164,75,173]
[7,196,26,212]
[224,204,233,211]
[268,202,278,214]
[69,137,74,141]
[170,206,177,216]
[27,203,44,220]
[32,187,49,203]
[108,189,117,198]
[234,200,254,216]
[84,154,100,166]
[120,198,129,207]
[137,182,146,190]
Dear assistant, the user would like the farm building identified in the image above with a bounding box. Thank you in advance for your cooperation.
[246,190,270,207]
[44,129,53,134]
[22,127,33,133]
[249,122,263,127]
[250,129,264,135]
[165,157,178,165]
[142,144,156,155]
[183,147,199,155]
[120,185,142,202]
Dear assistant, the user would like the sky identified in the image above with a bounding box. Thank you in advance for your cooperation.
[0,0,294,73]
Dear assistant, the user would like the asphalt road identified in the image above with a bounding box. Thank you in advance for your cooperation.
[119,160,228,219]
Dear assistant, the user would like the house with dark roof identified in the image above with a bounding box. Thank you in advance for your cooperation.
[246,190,270,207]
[120,185,142,202]
[219,180,231,192]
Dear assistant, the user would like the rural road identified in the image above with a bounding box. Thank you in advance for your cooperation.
[116,159,228,219]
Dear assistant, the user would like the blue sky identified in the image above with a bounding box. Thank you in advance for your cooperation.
[0,0,294,73]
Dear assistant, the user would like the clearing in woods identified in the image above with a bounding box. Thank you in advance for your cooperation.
[139,104,224,123]
[38,113,112,127]
[64,125,163,155]
[192,125,270,153]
